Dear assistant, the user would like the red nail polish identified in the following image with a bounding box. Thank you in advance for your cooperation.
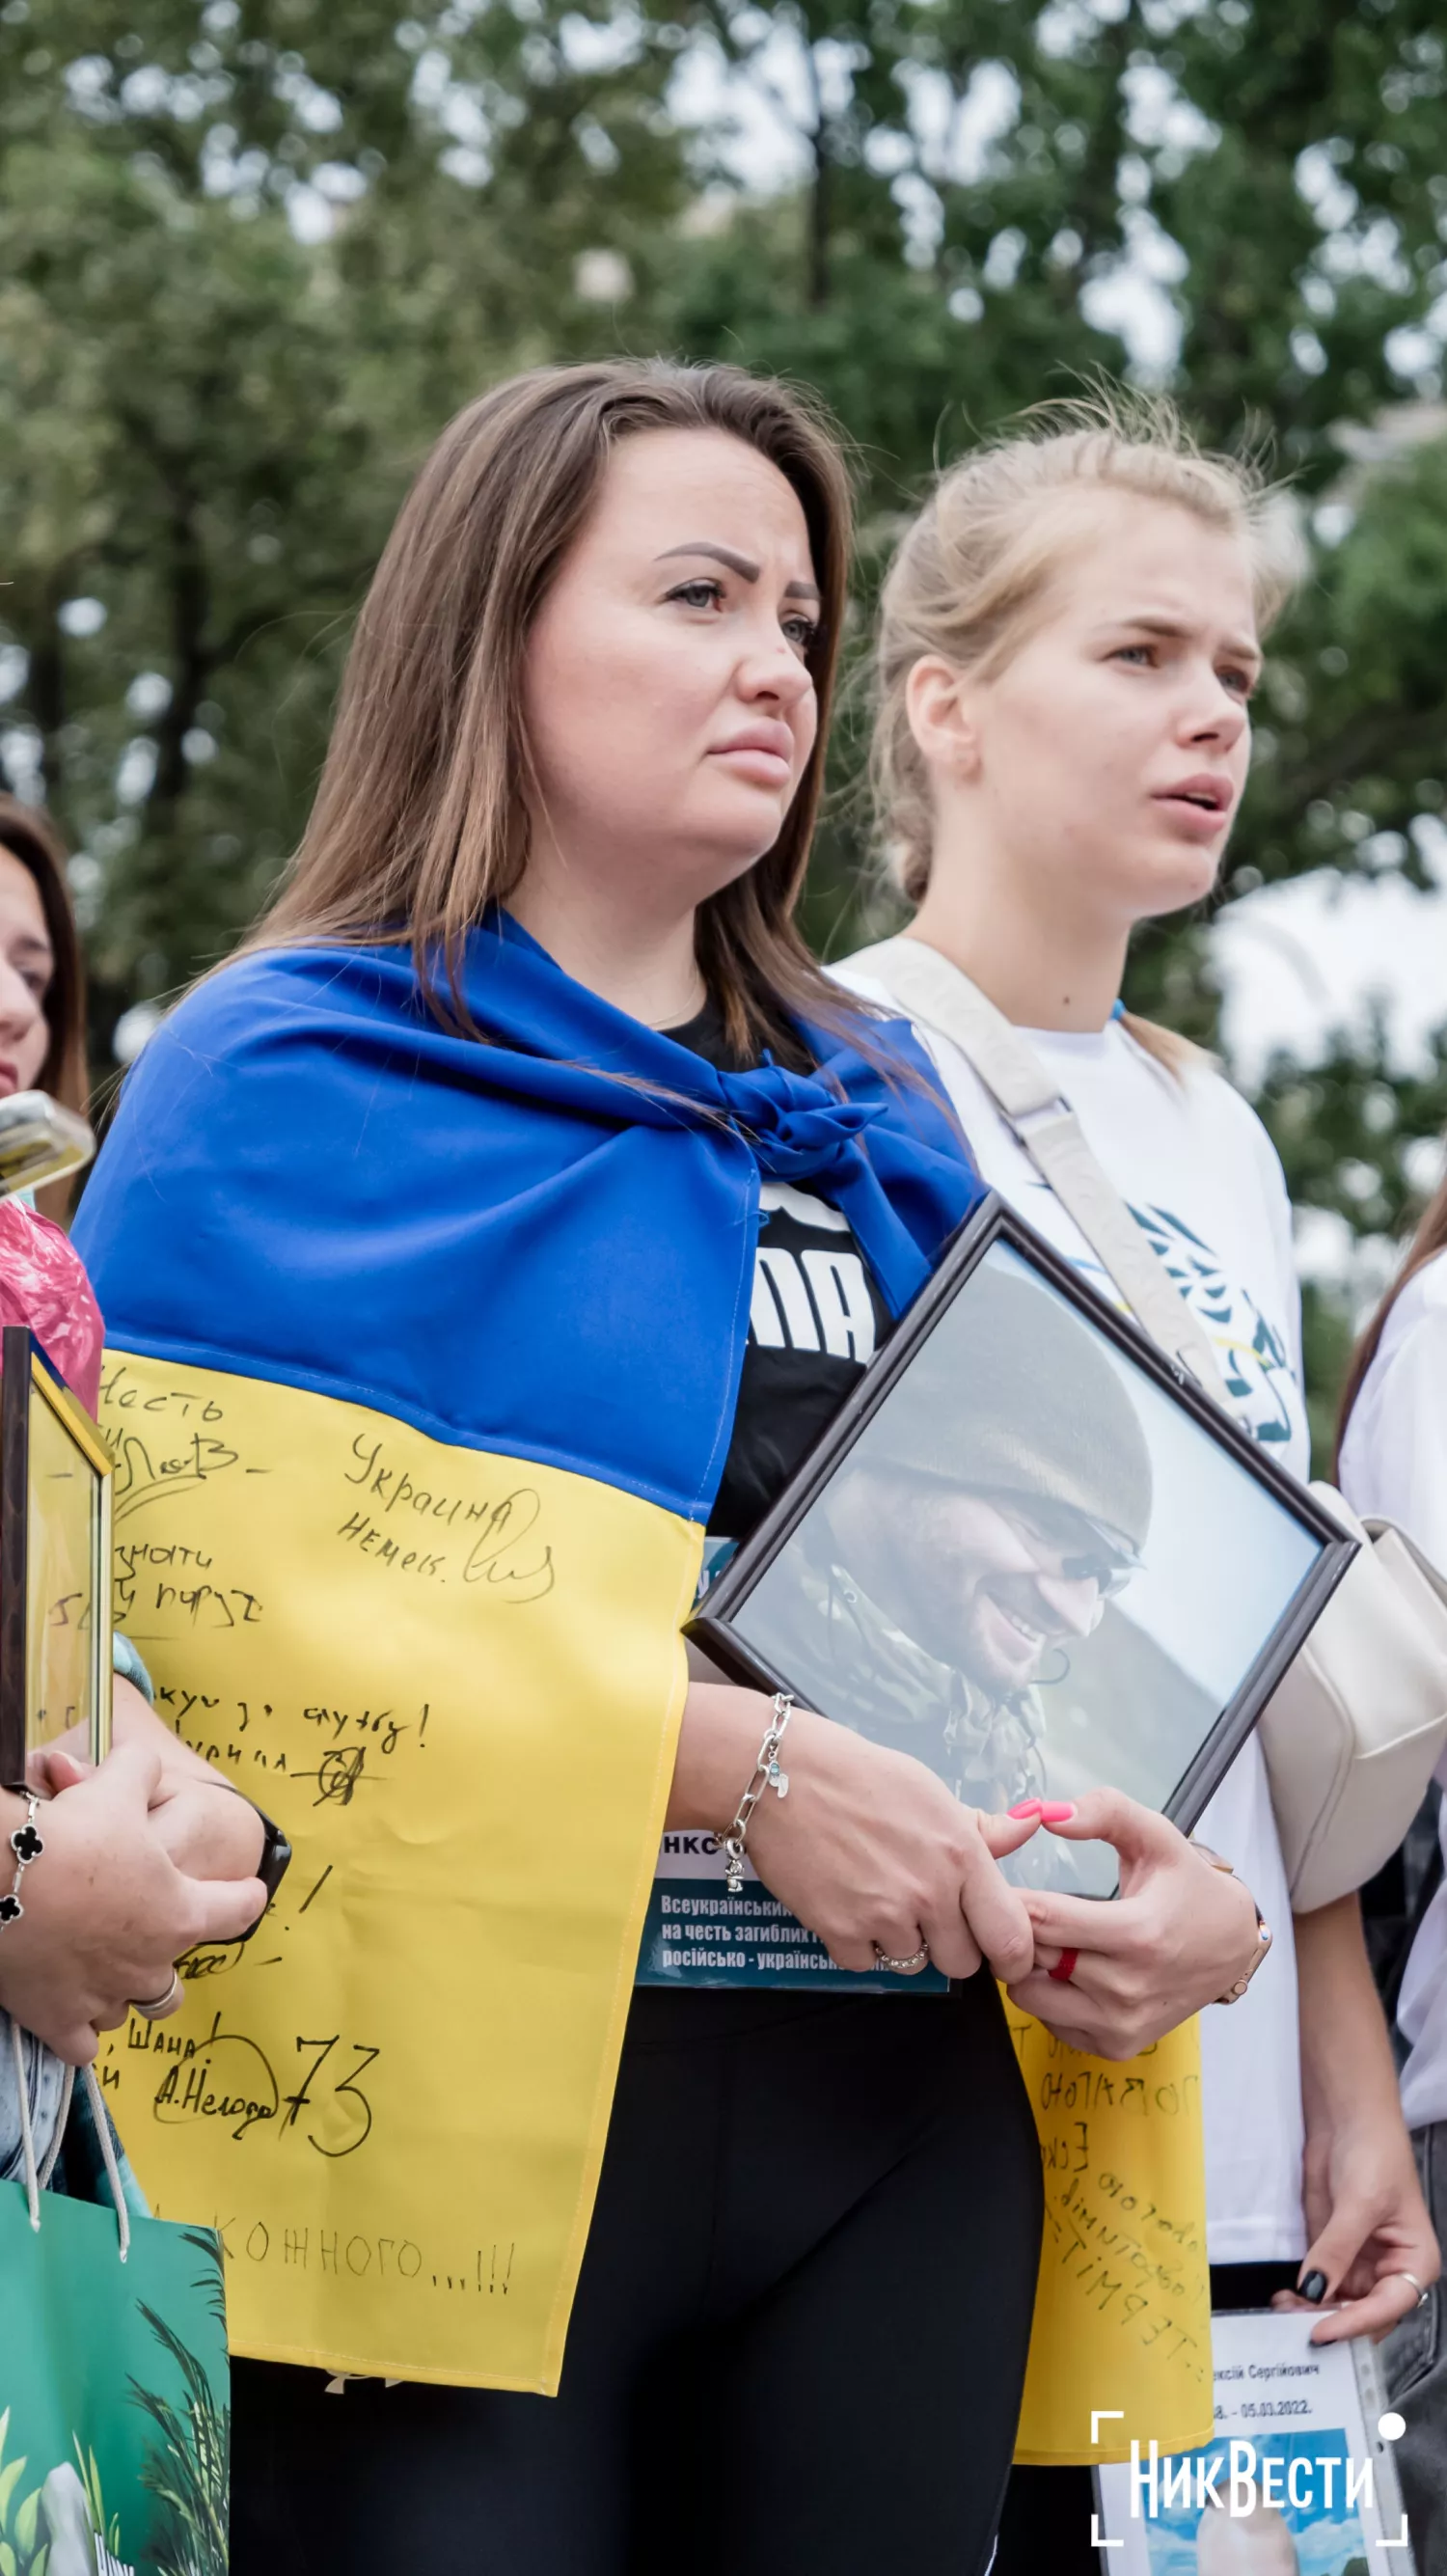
[1039,1802,1076,1822]
[1008,1800,1043,1819]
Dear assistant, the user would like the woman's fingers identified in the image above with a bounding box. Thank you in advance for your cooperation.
[189,1873,269,1948]
[1275,2269,1430,2346]
[1024,1886,1129,1954]
[1005,1955,1160,2061]
[36,1748,91,1795]
[958,1827,1035,1984]
[919,1904,981,1982]
[51,2017,101,2068]
[1035,1787,1181,1881]
[1006,1981,1106,2056]
[975,1809,1045,1862]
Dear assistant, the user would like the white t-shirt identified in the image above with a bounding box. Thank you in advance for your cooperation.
[1338,1250,1447,2133]
[838,966,1309,2263]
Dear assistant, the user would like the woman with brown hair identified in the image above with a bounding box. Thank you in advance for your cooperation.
[73,360,1262,2575]
[1338,1170,1447,2572]
[0,795,89,1165]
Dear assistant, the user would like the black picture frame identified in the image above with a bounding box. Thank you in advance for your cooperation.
[688,1194,1356,1875]
[0,1326,115,1789]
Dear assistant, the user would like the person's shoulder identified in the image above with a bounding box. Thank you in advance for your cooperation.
[1344,1250,1447,1485]
[813,967,943,1086]
[830,959,895,1013]
[1124,1031,1289,1197]
[134,943,402,1067]
[827,959,925,1055]
[132,948,291,1050]
[1381,1248,1447,1343]
[826,956,983,1110]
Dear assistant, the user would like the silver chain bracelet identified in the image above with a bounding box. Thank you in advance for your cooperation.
[720,1693,795,1896]
[0,1793,45,1929]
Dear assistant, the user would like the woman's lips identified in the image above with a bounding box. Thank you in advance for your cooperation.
[1153,792,1232,842]
[709,722,795,788]
[710,744,793,787]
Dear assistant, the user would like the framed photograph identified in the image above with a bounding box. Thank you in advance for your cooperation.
[687,1197,1355,1901]
[0,1326,114,1787]
[1094,2306,1414,2569]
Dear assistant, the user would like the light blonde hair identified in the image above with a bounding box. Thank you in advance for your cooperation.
[871,389,1303,1074]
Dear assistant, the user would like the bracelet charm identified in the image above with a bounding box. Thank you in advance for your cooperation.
[0,1792,45,1928]
[720,1694,795,1897]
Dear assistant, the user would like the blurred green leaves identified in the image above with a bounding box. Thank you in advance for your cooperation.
[2,0,1446,1439]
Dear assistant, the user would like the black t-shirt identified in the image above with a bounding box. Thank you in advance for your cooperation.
[666,998,891,1542]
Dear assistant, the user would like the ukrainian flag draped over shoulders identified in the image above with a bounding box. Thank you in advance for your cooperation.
[76,914,1212,2454]
[72,914,974,2392]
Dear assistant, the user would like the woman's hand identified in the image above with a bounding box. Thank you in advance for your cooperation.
[1005,1789,1264,2060]
[669,1684,1042,1981]
[34,1675,267,1882]
[1270,1893,1441,2343]
[1270,2103,1438,2344]
[0,1740,267,2064]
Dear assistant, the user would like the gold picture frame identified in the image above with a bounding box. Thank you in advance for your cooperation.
[0,1327,114,1787]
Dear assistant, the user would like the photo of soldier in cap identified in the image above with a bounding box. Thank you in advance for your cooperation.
[737,1258,1155,1853]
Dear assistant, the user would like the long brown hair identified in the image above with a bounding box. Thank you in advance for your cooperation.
[1337,1164,1447,1460]
[252,359,860,1061]
[0,795,90,1117]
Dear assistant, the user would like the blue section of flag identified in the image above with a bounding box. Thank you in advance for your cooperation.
[75,914,983,1523]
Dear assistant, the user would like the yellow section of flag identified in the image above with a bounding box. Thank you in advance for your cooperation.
[97,1351,700,2393]
[96,1349,1212,2440]
[1009,2009,1213,2463]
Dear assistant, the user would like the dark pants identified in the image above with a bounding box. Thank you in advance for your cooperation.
[232,1977,1042,2576]
[994,2261,1300,2573]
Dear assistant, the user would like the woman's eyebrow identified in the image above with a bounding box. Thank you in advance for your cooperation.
[1100,610,1262,668]
[655,540,820,602]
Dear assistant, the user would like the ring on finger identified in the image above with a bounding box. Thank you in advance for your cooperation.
[1048,1947,1079,1986]
[872,1939,930,1977]
[1395,2270,1432,2312]
[131,1969,183,2021]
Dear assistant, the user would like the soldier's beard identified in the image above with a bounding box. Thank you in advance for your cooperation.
[910,1569,1068,1693]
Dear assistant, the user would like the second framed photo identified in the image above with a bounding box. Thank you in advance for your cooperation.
[688,1196,1355,1901]
[0,1326,114,1790]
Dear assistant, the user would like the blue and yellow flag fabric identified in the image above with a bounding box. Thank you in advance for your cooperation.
[75,915,1212,2453]
[72,917,975,2393]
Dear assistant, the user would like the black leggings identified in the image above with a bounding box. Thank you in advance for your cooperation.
[232,1976,1043,2576]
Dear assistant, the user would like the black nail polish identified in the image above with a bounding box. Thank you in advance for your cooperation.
[1299,2269,1327,2305]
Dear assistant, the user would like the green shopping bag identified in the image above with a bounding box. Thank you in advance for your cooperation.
[0,2054,230,2576]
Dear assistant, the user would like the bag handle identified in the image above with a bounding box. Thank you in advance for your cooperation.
[851,937,1231,1406]
[9,2016,129,2259]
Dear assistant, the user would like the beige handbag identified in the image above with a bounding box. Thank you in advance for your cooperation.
[849,934,1447,1912]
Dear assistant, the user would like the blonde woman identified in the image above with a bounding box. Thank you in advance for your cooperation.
[838,400,1437,2570]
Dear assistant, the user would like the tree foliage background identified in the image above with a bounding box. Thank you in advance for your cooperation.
[3,0,1446,1452]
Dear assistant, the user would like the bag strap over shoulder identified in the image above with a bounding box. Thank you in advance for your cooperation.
[850,936,1231,1408]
